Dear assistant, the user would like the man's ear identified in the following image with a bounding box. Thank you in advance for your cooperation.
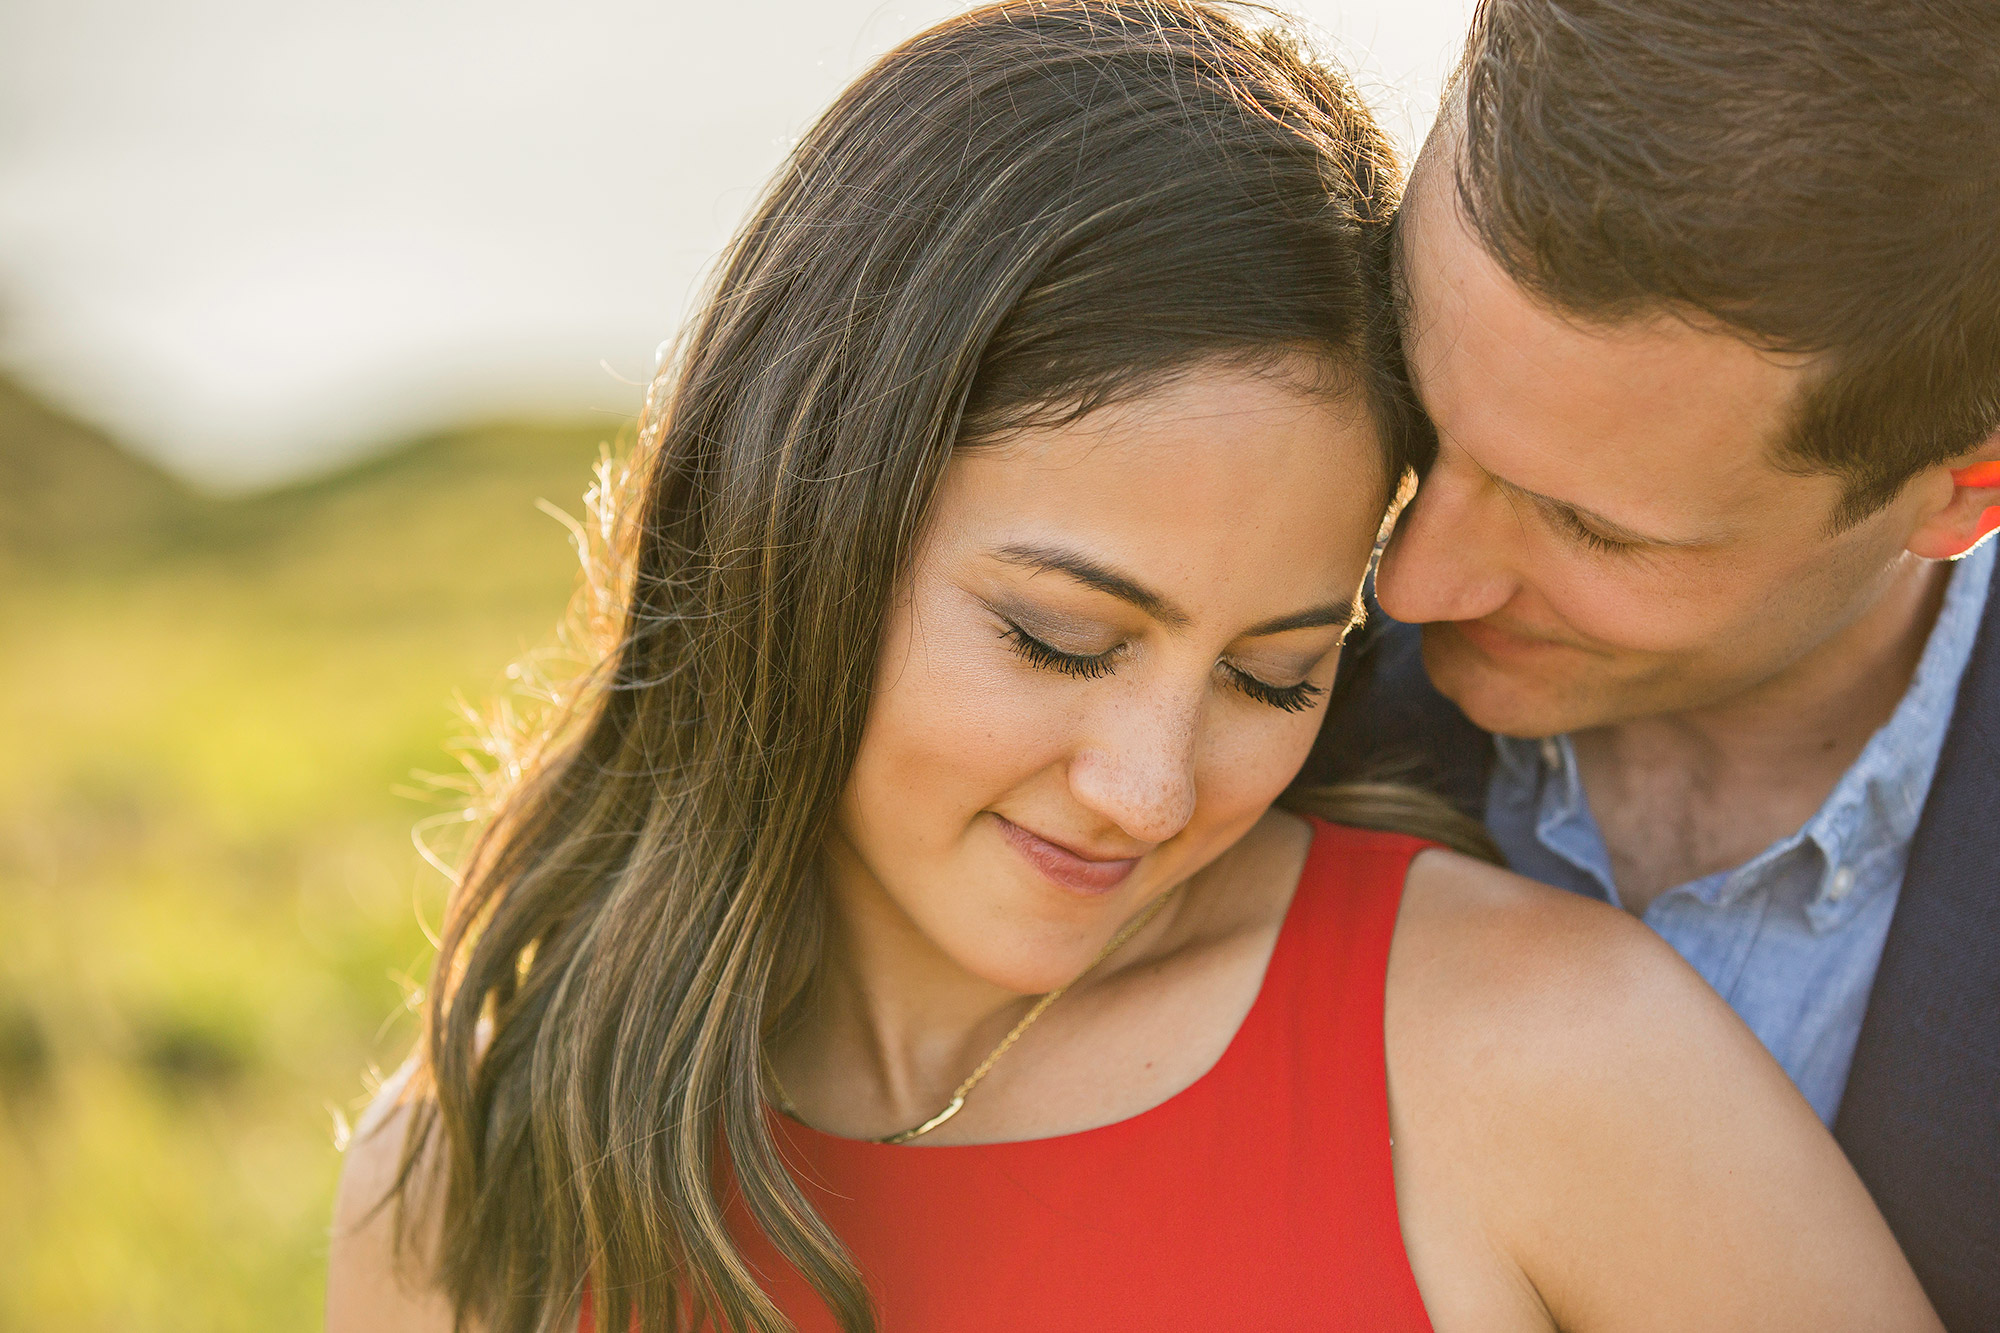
[1906,432,2000,560]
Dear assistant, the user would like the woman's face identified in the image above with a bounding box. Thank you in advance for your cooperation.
[829,362,1387,994]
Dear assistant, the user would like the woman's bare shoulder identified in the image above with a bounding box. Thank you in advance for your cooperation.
[1390,847,1701,1037]
[1386,850,1938,1333]
[1387,847,1797,1149]
[326,1059,463,1333]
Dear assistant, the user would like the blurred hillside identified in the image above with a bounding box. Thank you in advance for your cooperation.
[0,375,617,1331]
[0,376,199,568]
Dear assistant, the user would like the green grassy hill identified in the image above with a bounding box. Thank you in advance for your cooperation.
[0,375,203,567]
[0,375,622,1331]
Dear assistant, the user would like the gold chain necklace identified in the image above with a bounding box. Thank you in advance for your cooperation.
[773,885,1179,1145]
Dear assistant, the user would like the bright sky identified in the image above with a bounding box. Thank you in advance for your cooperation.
[0,1,1473,490]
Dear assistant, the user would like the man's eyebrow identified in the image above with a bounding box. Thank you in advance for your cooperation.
[991,544,1361,638]
[992,544,1192,628]
[1492,474,1708,549]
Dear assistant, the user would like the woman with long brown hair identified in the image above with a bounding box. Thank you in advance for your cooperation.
[327,4,1937,1331]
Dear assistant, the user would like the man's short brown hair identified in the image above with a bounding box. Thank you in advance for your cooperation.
[1451,0,2000,527]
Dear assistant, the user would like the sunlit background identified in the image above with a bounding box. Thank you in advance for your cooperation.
[0,1,1471,1327]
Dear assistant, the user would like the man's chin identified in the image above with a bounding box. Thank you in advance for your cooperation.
[1419,621,1603,739]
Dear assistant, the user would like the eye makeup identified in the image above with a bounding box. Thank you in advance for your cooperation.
[1220,664,1324,714]
[995,616,1329,714]
[998,620,1120,680]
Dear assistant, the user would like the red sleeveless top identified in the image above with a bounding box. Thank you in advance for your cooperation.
[584,820,1435,1332]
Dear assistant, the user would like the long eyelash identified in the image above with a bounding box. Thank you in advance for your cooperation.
[1001,620,1325,714]
[1000,622,1117,680]
[1224,664,1325,714]
[1554,507,1632,555]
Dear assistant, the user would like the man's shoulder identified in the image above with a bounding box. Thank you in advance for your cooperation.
[1300,613,1493,816]
[1837,544,2000,1326]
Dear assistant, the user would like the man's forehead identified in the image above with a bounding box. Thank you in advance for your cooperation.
[1395,164,1817,532]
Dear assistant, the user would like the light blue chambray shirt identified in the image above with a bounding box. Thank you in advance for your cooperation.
[1487,540,1994,1125]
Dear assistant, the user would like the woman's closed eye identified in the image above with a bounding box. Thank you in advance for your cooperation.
[1219,663,1324,714]
[999,620,1120,679]
[998,619,1326,713]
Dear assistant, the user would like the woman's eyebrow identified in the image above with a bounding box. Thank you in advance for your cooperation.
[1239,600,1364,638]
[992,543,1192,628]
[989,543,1358,638]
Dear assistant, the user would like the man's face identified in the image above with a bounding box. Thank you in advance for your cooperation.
[1376,161,1938,739]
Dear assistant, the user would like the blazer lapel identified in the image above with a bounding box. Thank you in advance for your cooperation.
[1835,559,2000,1332]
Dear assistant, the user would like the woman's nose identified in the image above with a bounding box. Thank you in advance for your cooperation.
[1066,689,1201,846]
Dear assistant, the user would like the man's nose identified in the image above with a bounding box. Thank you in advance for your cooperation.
[1066,688,1201,847]
[1375,447,1520,625]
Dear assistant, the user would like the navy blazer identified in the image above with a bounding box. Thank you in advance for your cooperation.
[1303,566,2000,1332]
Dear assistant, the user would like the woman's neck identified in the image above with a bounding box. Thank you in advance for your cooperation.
[766,811,1307,1143]
[779,852,1047,1136]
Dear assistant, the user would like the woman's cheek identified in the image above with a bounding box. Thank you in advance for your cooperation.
[1193,705,1323,819]
[856,615,1073,838]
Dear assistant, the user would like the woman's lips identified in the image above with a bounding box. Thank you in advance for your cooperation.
[993,816,1141,895]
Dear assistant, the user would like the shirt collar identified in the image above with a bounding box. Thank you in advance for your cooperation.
[1798,540,1992,928]
[1492,730,1617,900]
[1494,540,1993,926]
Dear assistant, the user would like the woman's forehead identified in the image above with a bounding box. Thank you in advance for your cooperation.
[929,371,1386,613]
